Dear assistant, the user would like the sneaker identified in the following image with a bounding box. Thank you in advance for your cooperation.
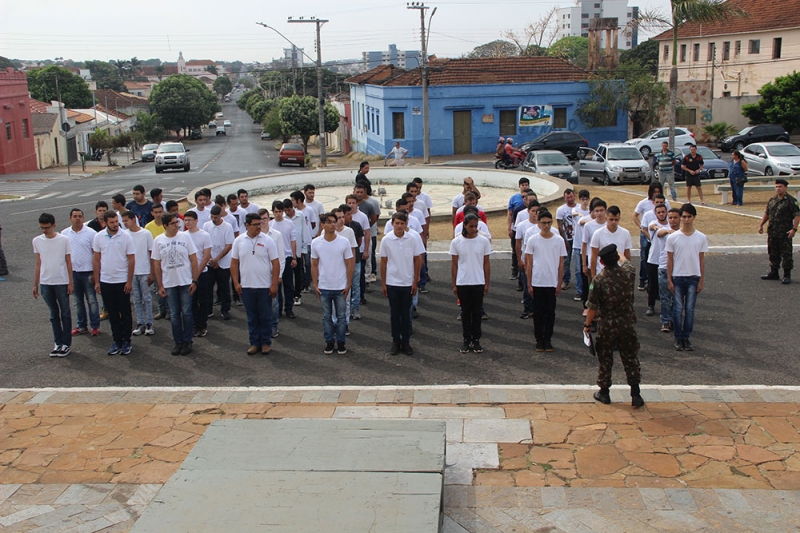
[481,311,489,320]
[367,273,377,283]
[180,342,193,356]
[294,297,302,306]
[71,327,88,336]
[197,327,207,338]
[581,308,588,317]
[119,341,132,355]
[515,284,523,292]
[519,311,532,319]
[302,286,311,293]
[107,343,121,356]
[573,294,582,301]
[459,341,470,354]
[674,339,685,351]
[561,281,570,291]
[221,311,231,321]
[352,310,361,320]
[683,339,694,351]
[337,342,347,355]
[535,342,544,353]
[645,307,654,317]
[637,280,647,291]
[171,343,183,356]
[153,311,167,320]
[660,323,670,333]
[58,345,71,357]
[272,329,279,338]
[49,345,61,357]
[324,342,335,355]
[412,307,419,319]
[472,341,484,353]
[234,299,243,306]
[132,324,146,336]
[456,313,462,321]
[419,287,429,294]
[91,328,101,336]
[402,343,414,356]
[285,310,296,319]
[345,326,351,336]
[544,342,554,352]
[389,341,400,356]
[144,324,154,336]
[207,311,214,318]
[509,273,518,280]
[593,389,611,405]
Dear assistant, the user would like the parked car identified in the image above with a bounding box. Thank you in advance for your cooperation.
[155,142,190,173]
[223,120,232,128]
[742,142,800,176]
[521,150,578,183]
[579,143,652,185]
[517,131,588,160]
[260,131,271,140]
[216,126,227,136]
[718,124,790,152]
[189,128,202,140]
[625,127,695,159]
[208,121,217,129]
[279,143,305,167]
[216,112,224,119]
[663,145,729,182]
[141,143,159,162]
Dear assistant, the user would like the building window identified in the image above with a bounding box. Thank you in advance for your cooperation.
[722,41,730,61]
[582,13,589,18]
[582,23,589,28]
[663,45,669,61]
[676,107,697,125]
[722,91,731,97]
[773,38,782,59]
[376,111,380,136]
[627,12,632,17]
[22,119,29,138]
[581,33,588,37]
[680,44,687,62]
[5,122,11,141]
[594,3,600,7]
[693,43,700,61]
[593,13,600,17]
[392,112,405,139]
[499,110,517,136]
[735,40,741,57]
[553,108,567,129]
[708,42,716,61]
[749,39,760,54]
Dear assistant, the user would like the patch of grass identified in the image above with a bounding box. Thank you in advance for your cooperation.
[688,430,705,437]
[730,466,747,477]
[540,463,554,472]
[0,195,18,200]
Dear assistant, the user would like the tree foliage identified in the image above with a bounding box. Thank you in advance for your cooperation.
[26,66,93,108]
[742,71,800,132]
[249,99,274,124]
[237,89,262,111]
[238,77,254,89]
[149,74,219,133]
[205,65,219,76]
[212,76,233,96]
[702,122,738,143]
[263,107,287,142]
[465,40,518,59]
[619,39,659,76]
[278,95,340,151]
[133,111,166,143]
[547,37,589,68]
[0,56,18,70]
[84,60,127,92]
[257,68,348,99]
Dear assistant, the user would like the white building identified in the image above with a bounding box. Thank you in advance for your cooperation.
[555,0,639,50]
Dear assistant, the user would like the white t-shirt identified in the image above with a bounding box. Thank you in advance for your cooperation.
[203,221,236,268]
[188,207,211,228]
[635,198,672,217]
[570,207,591,250]
[380,230,426,286]
[590,226,632,274]
[229,207,246,231]
[417,191,433,210]
[222,213,240,234]
[454,220,491,240]
[389,146,408,162]
[513,209,529,232]
[311,234,353,291]
[265,227,286,276]
[350,209,370,252]
[240,202,261,215]
[269,218,296,258]
[186,229,212,273]
[452,193,465,210]
[231,232,279,288]
[297,207,315,247]
[289,212,309,250]
[556,203,578,243]
[33,233,72,285]
[336,226,358,250]
[666,230,708,277]
[525,233,567,288]
[647,220,669,265]
[515,219,538,251]
[415,201,429,220]
[61,225,96,272]
[128,229,154,276]
[306,199,326,231]
[92,229,135,284]
[657,228,676,269]
[581,218,602,251]
[384,215,422,236]
[151,232,198,288]
[408,209,426,229]
[449,234,492,286]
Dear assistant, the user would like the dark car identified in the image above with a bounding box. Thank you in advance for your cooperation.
[279,143,305,167]
[664,145,729,182]
[189,128,202,140]
[517,131,589,160]
[718,124,789,152]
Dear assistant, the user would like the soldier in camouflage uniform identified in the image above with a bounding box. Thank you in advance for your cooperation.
[584,244,644,407]
[759,179,800,285]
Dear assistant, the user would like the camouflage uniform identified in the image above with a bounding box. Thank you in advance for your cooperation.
[766,194,800,272]
[586,260,641,389]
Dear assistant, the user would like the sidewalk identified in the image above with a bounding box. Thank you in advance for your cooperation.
[1,385,799,531]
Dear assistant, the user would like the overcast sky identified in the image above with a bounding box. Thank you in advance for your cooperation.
[2,0,671,65]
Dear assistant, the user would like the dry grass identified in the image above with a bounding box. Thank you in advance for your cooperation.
[0,195,17,201]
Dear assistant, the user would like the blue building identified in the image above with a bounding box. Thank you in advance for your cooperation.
[345,57,628,157]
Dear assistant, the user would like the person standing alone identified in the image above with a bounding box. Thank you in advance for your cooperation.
[759,179,800,284]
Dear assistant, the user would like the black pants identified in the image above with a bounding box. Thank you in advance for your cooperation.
[386,285,413,343]
[532,286,556,344]
[768,234,794,272]
[281,260,294,313]
[192,271,210,329]
[209,267,231,314]
[293,255,304,298]
[510,230,518,275]
[359,257,367,296]
[100,282,132,344]
[458,284,484,342]
[647,263,659,308]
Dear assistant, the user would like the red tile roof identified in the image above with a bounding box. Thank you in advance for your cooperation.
[653,0,800,40]
[187,60,215,66]
[344,64,405,85]
[140,65,179,77]
[95,104,131,120]
[93,89,149,108]
[29,98,51,114]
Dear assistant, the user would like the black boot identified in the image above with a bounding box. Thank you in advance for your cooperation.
[782,269,792,285]
[631,384,645,408]
[593,388,611,405]
[762,270,780,280]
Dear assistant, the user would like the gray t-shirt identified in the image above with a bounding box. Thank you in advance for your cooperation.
[359,198,381,234]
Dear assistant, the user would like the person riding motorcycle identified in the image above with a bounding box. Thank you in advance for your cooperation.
[504,138,517,166]
[495,137,505,159]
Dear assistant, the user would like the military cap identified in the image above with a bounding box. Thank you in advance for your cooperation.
[775,179,789,186]
[598,244,618,262]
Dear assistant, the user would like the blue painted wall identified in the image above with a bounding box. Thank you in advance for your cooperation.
[348,80,628,157]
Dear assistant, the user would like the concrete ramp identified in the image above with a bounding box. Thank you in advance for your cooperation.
[131,419,446,532]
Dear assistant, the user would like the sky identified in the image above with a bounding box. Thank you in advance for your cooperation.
[1,0,672,65]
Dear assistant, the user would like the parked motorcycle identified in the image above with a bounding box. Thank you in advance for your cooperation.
[494,148,526,169]
[90,149,104,161]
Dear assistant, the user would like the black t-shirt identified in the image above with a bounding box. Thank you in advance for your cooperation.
[87,218,104,232]
[355,172,372,196]
[348,221,364,248]
[682,154,704,172]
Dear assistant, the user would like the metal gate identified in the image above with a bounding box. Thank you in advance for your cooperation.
[453,111,472,155]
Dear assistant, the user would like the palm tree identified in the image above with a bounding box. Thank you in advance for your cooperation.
[154,64,165,81]
[129,57,142,78]
[205,65,219,76]
[633,0,743,148]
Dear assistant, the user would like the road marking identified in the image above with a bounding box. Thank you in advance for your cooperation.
[168,187,184,193]
[11,198,97,215]
[102,189,124,196]
[58,191,79,198]
[79,189,103,197]
[36,192,59,200]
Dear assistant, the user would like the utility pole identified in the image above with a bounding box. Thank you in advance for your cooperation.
[54,75,70,177]
[288,16,329,167]
[407,3,436,164]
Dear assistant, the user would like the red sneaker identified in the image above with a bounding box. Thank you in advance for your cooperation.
[90,328,101,336]
[71,327,88,336]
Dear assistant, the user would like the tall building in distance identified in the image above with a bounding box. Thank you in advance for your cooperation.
[362,44,421,70]
[283,46,304,69]
[555,0,639,50]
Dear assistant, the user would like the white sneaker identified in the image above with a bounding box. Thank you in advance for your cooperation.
[145,324,155,336]
[294,297,302,306]
[132,324,145,336]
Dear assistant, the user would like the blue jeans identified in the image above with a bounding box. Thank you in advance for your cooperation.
[241,287,273,347]
[41,284,71,347]
[519,269,533,313]
[562,242,572,283]
[302,245,312,288]
[660,169,677,200]
[72,271,99,329]
[672,275,699,340]
[639,233,649,282]
[730,176,744,206]
[320,289,346,343]
[131,274,153,326]
[335,262,361,325]
[272,282,281,332]
[572,249,583,296]
[166,285,194,343]
[658,268,673,324]
[419,253,428,289]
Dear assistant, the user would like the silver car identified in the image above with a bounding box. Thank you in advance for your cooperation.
[141,143,159,162]
[742,142,800,176]
[625,127,696,159]
[155,142,190,173]
[521,150,579,184]
[579,143,652,185]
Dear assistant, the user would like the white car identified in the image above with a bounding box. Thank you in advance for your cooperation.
[742,142,800,176]
[625,127,695,159]
[223,120,232,128]
[155,142,190,173]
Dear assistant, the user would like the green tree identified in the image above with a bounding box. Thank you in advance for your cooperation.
[26,66,92,108]
[0,56,17,69]
[154,65,165,81]
[277,95,340,152]
[228,61,244,75]
[205,65,219,76]
[149,74,219,135]
[84,60,126,92]
[237,89,261,111]
[742,72,800,132]
[88,129,114,165]
[465,40,518,59]
[245,93,265,117]
[702,122,738,143]
[110,59,130,78]
[634,0,744,147]
[238,77,254,89]
[547,36,589,68]
[619,39,660,76]
[128,57,142,78]
[263,107,286,142]
[249,99,273,124]
[133,111,166,143]
[212,75,233,97]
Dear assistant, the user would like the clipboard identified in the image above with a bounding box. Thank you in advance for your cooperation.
[583,329,596,357]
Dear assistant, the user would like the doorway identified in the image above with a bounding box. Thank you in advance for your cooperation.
[453,111,472,155]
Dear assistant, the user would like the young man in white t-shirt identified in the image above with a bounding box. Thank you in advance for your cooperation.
[61,208,100,336]
[666,203,708,352]
[590,206,632,278]
[633,183,670,291]
[303,184,326,236]
[382,212,426,356]
[122,211,154,337]
[270,201,298,320]
[258,208,286,339]
[187,190,211,228]
[644,204,669,318]
[450,213,492,354]
[515,201,541,319]
[334,206,359,333]
[311,212,354,355]
[283,199,309,306]
[655,208,681,332]
[232,212,281,355]
[237,189,260,215]
[555,189,578,292]
[184,211,212,338]
[33,212,74,357]
[203,206,236,321]
[291,189,316,292]
[525,209,567,352]
[570,190,591,302]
